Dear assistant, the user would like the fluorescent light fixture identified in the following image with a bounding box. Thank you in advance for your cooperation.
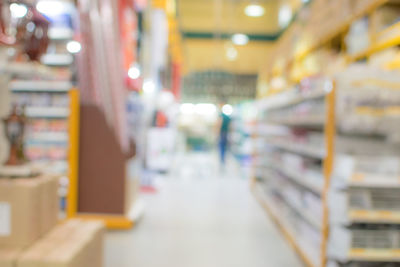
[279,4,293,28]
[10,3,28,18]
[222,104,233,116]
[226,46,238,61]
[128,65,141,79]
[195,103,217,115]
[232,34,249,46]
[180,103,195,114]
[36,0,64,16]
[244,4,265,17]
[143,80,156,94]
[66,41,82,54]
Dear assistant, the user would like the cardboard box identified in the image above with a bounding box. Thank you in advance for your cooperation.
[0,248,21,267]
[0,175,59,248]
[17,219,105,267]
[39,176,59,236]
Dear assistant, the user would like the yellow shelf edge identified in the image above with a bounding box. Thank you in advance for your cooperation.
[347,36,400,63]
[75,213,135,230]
[349,210,400,224]
[349,248,400,262]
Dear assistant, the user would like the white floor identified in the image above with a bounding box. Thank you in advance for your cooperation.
[104,152,303,267]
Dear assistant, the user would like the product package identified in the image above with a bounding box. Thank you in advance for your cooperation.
[0,248,21,267]
[0,175,59,248]
[17,219,105,267]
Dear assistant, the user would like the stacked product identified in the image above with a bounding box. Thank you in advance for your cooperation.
[0,175,104,267]
[327,66,400,267]
[253,76,329,267]
[8,0,78,216]
[253,68,400,267]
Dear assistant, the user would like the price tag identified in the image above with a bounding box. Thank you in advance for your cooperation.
[0,202,11,236]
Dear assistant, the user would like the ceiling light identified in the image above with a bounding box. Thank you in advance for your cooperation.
[180,103,195,114]
[66,41,82,54]
[36,0,64,16]
[10,3,28,18]
[279,4,293,28]
[143,80,156,94]
[232,34,249,46]
[244,4,265,17]
[226,47,238,61]
[128,65,141,79]
[222,104,233,116]
[195,103,217,115]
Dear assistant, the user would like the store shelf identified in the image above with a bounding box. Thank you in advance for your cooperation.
[278,193,322,230]
[41,54,74,67]
[260,88,327,111]
[268,116,325,127]
[271,163,323,195]
[48,27,74,41]
[349,173,400,188]
[10,80,72,92]
[25,106,70,118]
[349,210,400,224]
[28,132,69,143]
[293,0,389,63]
[266,139,325,159]
[348,248,400,262]
[347,35,400,63]
[252,181,317,267]
[1,62,57,79]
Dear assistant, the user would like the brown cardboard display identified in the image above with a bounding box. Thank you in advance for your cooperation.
[0,248,21,267]
[0,175,59,248]
[17,219,105,267]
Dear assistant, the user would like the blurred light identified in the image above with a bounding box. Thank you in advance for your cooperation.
[195,103,217,115]
[279,4,292,28]
[128,65,141,79]
[26,22,35,32]
[36,0,64,16]
[232,34,249,46]
[143,80,156,94]
[244,4,265,17]
[66,41,82,54]
[226,46,238,61]
[10,3,28,18]
[222,104,233,116]
[271,77,286,89]
[158,91,175,110]
[180,103,195,114]
[302,0,310,3]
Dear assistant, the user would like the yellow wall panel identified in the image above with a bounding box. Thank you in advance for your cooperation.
[178,0,280,34]
[183,39,274,74]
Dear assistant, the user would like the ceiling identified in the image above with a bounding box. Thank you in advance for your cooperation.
[175,0,304,102]
[178,0,282,75]
[178,0,281,34]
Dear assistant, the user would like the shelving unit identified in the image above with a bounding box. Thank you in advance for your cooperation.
[253,79,334,267]
[253,1,400,267]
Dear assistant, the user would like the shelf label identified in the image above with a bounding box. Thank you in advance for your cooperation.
[0,202,11,236]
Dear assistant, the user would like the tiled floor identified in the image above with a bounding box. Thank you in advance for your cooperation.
[104,152,303,267]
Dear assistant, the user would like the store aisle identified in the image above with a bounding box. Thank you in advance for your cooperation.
[104,152,303,267]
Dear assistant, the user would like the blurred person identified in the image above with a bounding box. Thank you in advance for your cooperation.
[217,104,232,168]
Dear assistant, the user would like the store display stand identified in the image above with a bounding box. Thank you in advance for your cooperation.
[66,95,142,229]
[253,0,400,266]
[252,85,336,267]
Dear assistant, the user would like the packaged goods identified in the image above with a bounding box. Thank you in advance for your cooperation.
[0,175,59,248]
[17,219,105,267]
[0,248,21,267]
